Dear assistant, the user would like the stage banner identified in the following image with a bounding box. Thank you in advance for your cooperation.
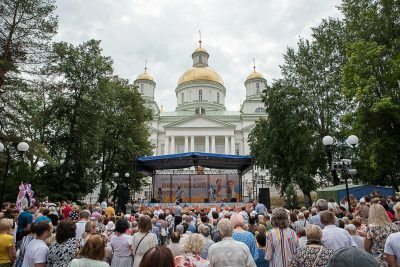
[153,175,172,203]
[171,174,190,203]
[227,174,241,201]
[190,175,208,202]
[209,175,227,202]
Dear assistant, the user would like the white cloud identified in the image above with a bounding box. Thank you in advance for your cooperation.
[54,0,342,111]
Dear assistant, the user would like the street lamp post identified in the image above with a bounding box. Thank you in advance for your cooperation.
[0,141,30,206]
[323,135,359,207]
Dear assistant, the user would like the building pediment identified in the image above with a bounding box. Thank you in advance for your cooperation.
[242,123,257,131]
[164,115,236,129]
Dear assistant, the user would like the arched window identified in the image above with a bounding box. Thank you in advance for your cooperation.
[256,82,260,93]
[199,54,202,63]
[255,107,265,113]
[217,92,220,103]
[140,84,144,94]
[181,92,184,104]
[198,90,203,101]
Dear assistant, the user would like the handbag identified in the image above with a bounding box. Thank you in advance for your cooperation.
[133,232,150,263]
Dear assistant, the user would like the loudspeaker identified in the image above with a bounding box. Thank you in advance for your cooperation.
[258,188,271,209]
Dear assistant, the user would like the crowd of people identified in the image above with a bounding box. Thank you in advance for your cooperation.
[0,192,399,267]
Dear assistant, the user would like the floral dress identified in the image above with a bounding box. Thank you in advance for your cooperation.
[366,223,399,266]
[290,245,334,267]
[47,237,85,267]
[174,253,210,267]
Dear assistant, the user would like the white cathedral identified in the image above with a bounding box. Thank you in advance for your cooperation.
[83,41,272,203]
[131,41,272,201]
[134,41,267,158]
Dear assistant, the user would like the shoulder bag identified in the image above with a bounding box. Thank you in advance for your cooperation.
[312,246,323,267]
[134,232,150,254]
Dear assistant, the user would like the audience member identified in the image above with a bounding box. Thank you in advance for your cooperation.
[208,218,256,267]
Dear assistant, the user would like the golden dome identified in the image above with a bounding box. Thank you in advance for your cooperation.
[178,67,224,86]
[246,71,264,80]
[135,72,154,82]
[193,47,208,54]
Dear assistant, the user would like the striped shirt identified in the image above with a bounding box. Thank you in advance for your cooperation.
[265,227,298,267]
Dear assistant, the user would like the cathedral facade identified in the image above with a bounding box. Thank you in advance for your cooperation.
[132,42,270,200]
[135,43,267,158]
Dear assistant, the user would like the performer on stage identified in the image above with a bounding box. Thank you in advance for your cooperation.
[157,188,163,203]
[175,186,183,203]
[215,178,222,202]
[209,185,216,203]
[226,179,236,201]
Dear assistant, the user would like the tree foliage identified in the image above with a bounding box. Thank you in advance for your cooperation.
[1,40,153,202]
[249,81,318,200]
[0,0,58,93]
[250,19,348,196]
[251,0,400,193]
[341,0,400,189]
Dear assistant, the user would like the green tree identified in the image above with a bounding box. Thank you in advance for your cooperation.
[34,39,114,200]
[341,0,400,190]
[0,79,57,202]
[0,0,58,93]
[94,77,153,201]
[250,18,349,197]
[249,81,317,201]
[284,184,299,210]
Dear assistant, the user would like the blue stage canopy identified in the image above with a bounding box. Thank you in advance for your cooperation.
[137,152,254,174]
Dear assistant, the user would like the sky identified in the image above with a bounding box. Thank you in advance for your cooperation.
[54,0,342,111]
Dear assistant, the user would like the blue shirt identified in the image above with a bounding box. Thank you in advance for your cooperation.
[255,248,268,267]
[308,213,339,229]
[17,211,33,233]
[232,231,259,260]
[187,223,196,233]
[255,203,267,214]
[35,216,52,223]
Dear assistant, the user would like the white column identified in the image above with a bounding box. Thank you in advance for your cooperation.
[165,136,169,155]
[224,136,229,154]
[190,136,195,152]
[231,135,236,155]
[243,139,248,155]
[205,136,209,153]
[184,136,189,152]
[170,136,175,154]
[211,136,216,153]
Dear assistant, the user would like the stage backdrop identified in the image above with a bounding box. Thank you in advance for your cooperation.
[153,174,241,203]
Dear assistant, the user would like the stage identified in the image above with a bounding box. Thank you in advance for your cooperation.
[147,202,248,209]
[136,152,255,203]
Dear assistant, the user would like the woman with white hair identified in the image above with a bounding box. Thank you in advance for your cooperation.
[197,224,215,259]
[230,213,258,260]
[174,233,209,267]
